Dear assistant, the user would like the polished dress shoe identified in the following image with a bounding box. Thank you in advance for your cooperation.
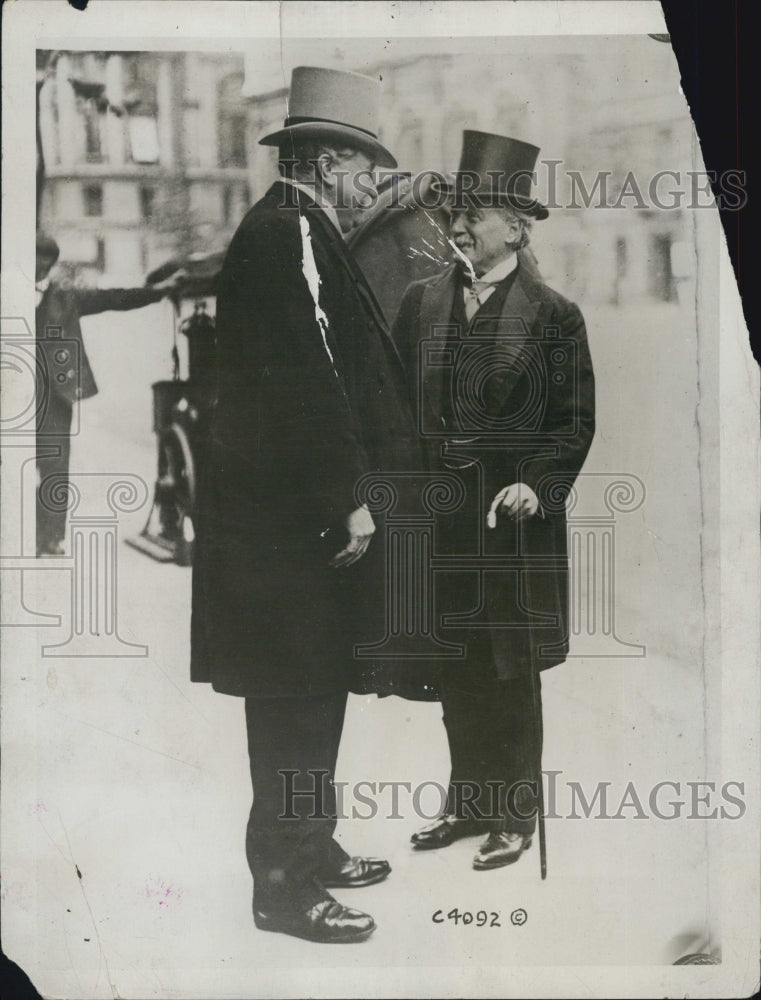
[254,897,376,943]
[410,814,482,850]
[472,831,532,870]
[320,856,390,888]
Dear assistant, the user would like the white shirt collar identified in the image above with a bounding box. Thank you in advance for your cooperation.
[462,253,519,314]
[280,178,343,238]
[35,275,51,306]
[476,252,518,284]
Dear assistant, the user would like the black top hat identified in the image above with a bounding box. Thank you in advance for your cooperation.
[448,130,548,220]
[259,66,397,169]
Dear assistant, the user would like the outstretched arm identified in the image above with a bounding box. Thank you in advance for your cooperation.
[75,270,183,316]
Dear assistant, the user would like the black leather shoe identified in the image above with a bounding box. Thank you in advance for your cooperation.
[321,856,390,888]
[254,897,376,943]
[411,815,482,850]
[472,832,532,870]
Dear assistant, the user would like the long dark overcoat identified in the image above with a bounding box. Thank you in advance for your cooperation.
[190,182,422,698]
[392,263,595,681]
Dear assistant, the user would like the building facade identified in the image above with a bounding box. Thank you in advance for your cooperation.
[37,50,251,285]
[244,43,694,306]
[37,44,694,305]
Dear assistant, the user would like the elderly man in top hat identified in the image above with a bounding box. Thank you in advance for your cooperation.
[393,131,596,872]
[190,67,421,943]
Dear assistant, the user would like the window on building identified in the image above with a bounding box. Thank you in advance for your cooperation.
[183,103,201,168]
[649,233,676,302]
[128,116,160,164]
[84,105,103,162]
[83,183,103,217]
[122,54,158,114]
[611,237,629,305]
[219,112,247,168]
[222,183,251,225]
[616,237,628,277]
[123,54,160,164]
[222,184,233,225]
[140,185,156,221]
[218,73,247,168]
[68,54,108,165]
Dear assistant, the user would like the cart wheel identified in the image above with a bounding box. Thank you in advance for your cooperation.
[156,423,196,565]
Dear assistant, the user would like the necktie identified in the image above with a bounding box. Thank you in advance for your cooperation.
[463,274,497,322]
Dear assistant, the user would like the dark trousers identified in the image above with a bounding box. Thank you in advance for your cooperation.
[245,692,351,910]
[441,673,543,836]
[36,391,73,554]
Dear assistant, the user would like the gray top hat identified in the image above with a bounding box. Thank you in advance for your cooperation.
[259,66,397,169]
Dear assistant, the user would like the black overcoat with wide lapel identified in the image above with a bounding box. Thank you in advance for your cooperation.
[190,182,423,698]
[392,262,596,679]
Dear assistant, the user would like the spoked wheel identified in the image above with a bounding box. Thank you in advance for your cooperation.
[155,423,196,565]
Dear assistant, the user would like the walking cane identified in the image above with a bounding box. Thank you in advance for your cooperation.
[528,663,547,879]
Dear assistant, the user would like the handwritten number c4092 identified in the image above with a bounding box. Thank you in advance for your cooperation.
[431,908,502,927]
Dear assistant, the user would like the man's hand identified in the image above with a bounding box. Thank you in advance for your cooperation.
[487,483,540,527]
[152,267,189,294]
[330,505,376,568]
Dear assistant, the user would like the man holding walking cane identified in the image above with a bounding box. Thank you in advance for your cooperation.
[392,131,596,874]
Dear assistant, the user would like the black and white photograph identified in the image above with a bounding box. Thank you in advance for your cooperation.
[1,2,759,998]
